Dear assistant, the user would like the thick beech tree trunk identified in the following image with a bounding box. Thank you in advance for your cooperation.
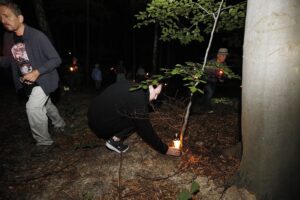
[238,0,300,199]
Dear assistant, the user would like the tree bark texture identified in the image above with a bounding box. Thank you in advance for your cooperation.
[239,0,300,199]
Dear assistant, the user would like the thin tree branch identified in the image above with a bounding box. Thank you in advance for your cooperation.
[194,3,214,16]
[179,0,225,148]
[220,1,246,12]
[202,0,224,71]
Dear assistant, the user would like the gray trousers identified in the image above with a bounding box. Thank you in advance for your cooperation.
[26,86,65,146]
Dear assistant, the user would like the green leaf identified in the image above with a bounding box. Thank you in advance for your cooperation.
[189,86,197,93]
[191,181,200,194]
[171,68,180,75]
[129,86,140,91]
[135,0,246,44]
[142,85,148,90]
[177,189,192,200]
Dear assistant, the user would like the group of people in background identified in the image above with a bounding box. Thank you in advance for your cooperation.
[90,60,127,91]
[90,61,148,91]
[0,0,229,157]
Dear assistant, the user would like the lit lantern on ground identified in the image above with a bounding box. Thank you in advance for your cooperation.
[173,133,181,149]
[173,139,181,149]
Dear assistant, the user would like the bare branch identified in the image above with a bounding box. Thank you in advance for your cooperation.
[179,0,225,148]
[194,3,214,16]
[202,0,225,71]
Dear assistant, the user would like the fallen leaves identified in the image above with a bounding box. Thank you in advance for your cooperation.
[0,90,241,199]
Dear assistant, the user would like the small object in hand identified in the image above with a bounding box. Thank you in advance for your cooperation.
[215,68,224,78]
[166,146,181,157]
[20,77,35,85]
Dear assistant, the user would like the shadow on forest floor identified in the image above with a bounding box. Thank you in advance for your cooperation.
[0,87,243,200]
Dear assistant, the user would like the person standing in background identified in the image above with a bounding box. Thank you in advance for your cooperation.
[201,48,229,113]
[91,63,102,90]
[136,65,146,82]
[115,60,126,82]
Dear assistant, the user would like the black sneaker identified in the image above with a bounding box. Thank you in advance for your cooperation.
[31,144,56,157]
[105,138,129,153]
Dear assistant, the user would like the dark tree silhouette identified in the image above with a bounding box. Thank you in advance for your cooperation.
[32,0,53,41]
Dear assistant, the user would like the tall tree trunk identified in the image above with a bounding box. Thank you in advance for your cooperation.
[129,0,137,79]
[132,30,136,78]
[72,12,77,55]
[166,43,172,67]
[85,0,90,86]
[32,0,53,41]
[238,0,300,199]
[152,23,159,74]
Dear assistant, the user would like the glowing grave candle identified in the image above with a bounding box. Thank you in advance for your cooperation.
[173,139,180,149]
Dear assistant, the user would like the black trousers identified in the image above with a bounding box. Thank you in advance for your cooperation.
[89,117,135,140]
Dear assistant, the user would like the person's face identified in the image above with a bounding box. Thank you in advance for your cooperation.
[217,54,227,63]
[0,6,23,32]
[149,85,162,101]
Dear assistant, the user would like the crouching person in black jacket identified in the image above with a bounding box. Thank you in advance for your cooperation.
[87,80,180,156]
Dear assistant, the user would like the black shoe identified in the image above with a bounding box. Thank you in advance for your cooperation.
[105,138,129,153]
[31,144,56,157]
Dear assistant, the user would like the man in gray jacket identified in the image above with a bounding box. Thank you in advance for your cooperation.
[0,0,65,153]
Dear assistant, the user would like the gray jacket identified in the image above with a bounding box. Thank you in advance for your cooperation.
[1,25,61,95]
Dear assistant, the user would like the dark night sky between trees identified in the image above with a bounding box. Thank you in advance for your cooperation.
[1,0,245,79]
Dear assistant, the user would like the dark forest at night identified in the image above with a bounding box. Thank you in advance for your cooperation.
[0,0,299,199]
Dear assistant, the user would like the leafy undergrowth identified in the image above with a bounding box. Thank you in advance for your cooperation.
[0,88,241,200]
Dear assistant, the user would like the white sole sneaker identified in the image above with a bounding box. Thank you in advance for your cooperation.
[105,141,129,153]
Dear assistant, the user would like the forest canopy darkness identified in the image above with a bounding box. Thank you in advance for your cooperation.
[1,0,244,77]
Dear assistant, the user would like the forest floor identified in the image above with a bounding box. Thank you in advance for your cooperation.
[0,86,245,200]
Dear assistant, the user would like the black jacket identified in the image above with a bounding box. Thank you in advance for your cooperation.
[88,80,168,154]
